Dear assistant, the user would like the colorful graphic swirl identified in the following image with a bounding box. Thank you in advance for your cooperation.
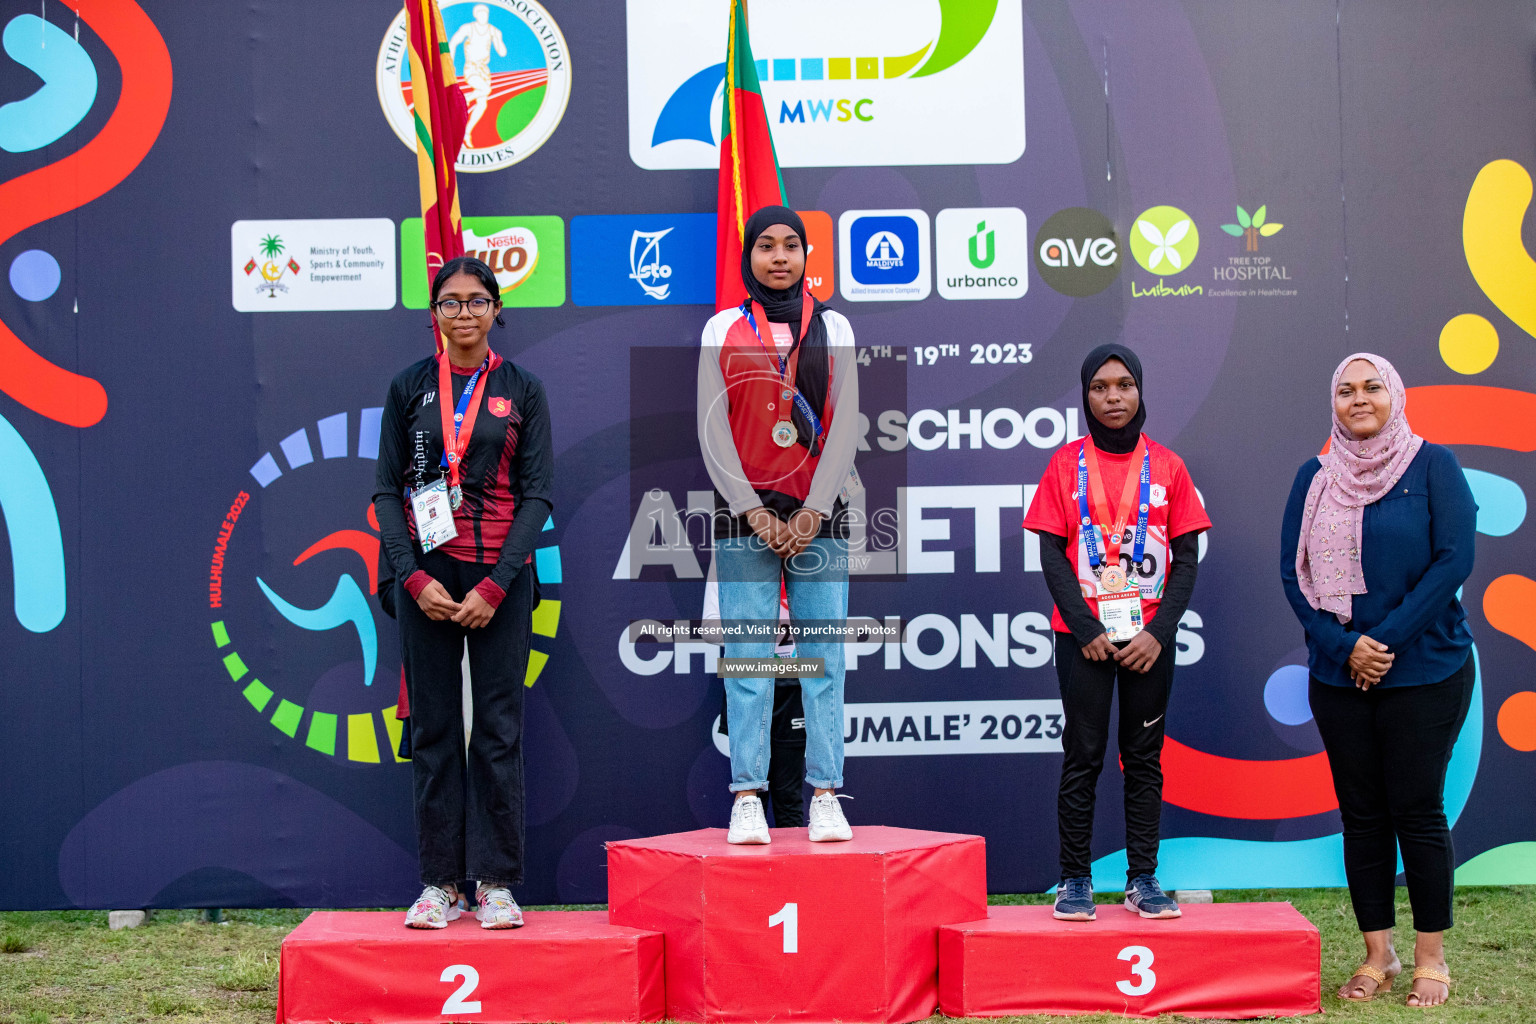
[0,1,171,635]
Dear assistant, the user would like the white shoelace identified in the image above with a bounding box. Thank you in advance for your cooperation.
[732,797,766,831]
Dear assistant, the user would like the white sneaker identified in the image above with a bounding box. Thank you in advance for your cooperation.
[727,794,771,844]
[475,884,525,929]
[404,885,461,929]
[808,792,853,842]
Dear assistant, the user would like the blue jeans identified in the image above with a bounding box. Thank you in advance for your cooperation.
[715,534,848,792]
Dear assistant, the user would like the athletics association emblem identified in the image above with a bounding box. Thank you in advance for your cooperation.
[376,0,571,173]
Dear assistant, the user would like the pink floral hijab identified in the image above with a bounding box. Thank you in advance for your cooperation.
[1295,352,1424,622]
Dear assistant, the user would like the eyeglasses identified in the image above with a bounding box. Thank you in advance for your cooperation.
[433,297,494,318]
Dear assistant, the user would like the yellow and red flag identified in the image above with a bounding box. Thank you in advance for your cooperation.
[716,0,789,311]
[405,0,469,352]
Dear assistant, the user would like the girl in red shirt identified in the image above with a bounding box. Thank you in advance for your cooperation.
[1023,344,1210,922]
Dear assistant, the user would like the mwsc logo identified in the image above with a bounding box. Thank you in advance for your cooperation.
[627,0,1024,170]
[376,0,571,173]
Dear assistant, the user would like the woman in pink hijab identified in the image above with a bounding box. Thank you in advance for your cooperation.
[1281,353,1477,1007]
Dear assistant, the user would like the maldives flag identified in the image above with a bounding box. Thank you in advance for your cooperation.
[716,0,789,311]
[405,0,469,353]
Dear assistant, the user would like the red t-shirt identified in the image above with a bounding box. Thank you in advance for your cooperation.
[1022,436,1211,634]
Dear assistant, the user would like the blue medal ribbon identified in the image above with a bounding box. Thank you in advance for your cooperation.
[440,358,488,473]
[1077,443,1152,574]
[742,301,823,442]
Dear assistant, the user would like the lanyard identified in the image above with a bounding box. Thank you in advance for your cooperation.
[1077,437,1151,572]
[437,353,489,489]
[742,286,823,439]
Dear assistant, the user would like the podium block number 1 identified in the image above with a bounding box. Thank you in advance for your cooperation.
[441,965,483,1014]
[768,902,798,953]
[1115,945,1156,996]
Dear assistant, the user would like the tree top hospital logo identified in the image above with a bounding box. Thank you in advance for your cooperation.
[377,0,571,173]
[627,0,1025,169]
[207,409,563,764]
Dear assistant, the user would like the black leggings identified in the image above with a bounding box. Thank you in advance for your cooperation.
[1054,632,1176,883]
[397,549,535,888]
[1309,653,1474,933]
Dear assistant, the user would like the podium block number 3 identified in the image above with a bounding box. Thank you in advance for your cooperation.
[441,965,483,1014]
[768,902,799,953]
[1116,945,1156,996]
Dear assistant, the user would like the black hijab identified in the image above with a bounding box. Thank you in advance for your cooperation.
[1080,343,1146,454]
[741,205,832,455]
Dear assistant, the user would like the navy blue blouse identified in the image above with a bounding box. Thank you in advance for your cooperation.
[1280,443,1476,687]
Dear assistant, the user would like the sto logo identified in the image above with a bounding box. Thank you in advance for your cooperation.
[0,2,172,634]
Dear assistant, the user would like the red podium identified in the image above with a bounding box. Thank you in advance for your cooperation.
[275,910,664,1023]
[938,903,1320,1019]
[608,827,987,1023]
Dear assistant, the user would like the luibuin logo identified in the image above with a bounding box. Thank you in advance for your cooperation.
[376,0,571,173]
[1129,205,1202,298]
[209,409,563,764]
[1220,205,1283,252]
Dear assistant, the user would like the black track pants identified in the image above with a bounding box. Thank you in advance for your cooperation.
[1054,632,1175,884]
[397,549,534,888]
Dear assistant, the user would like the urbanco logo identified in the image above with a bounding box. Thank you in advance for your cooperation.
[936,207,1027,300]
[627,0,1025,170]
[839,210,931,301]
[208,409,563,763]
[377,0,571,173]
[1033,208,1120,297]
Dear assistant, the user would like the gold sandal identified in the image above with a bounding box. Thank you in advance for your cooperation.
[1407,966,1451,1007]
[1341,963,1394,1001]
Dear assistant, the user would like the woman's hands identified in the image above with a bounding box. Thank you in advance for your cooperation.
[1079,631,1163,672]
[1080,634,1117,661]
[745,506,824,558]
[414,579,496,628]
[1348,634,1394,689]
[1115,631,1163,673]
[415,579,461,621]
[452,589,496,629]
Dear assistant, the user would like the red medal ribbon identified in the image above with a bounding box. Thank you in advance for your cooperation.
[748,285,814,428]
[437,353,490,492]
[1084,437,1147,569]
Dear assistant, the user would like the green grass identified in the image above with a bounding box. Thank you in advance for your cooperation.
[0,889,1529,1022]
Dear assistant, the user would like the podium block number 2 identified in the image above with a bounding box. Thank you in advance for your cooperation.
[768,902,798,953]
[441,965,483,1014]
[1115,945,1156,996]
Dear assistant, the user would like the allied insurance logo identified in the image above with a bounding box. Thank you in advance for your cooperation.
[376,0,571,173]
[839,209,931,301]
[627,0,1025,170]
[207,409,563,764]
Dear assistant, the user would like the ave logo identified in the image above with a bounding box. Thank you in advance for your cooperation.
[1033,208,1121,297]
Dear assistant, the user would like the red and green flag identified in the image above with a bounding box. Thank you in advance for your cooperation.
[405,0,469,353]
[716,0,789,311]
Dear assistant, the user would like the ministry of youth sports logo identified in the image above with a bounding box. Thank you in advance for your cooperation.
[377,0,572,173]
[207,408,563,764]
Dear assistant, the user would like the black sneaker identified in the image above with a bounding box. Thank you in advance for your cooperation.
[1124,874,1181,919]
[1052,876,1096,921]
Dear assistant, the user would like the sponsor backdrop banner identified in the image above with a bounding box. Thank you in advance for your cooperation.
[1,0,1533,908]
